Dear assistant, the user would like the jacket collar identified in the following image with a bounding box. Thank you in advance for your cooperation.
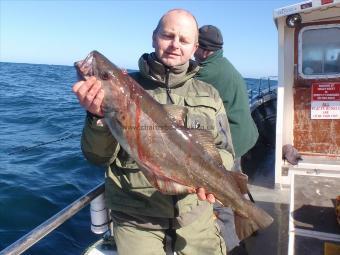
[138,53,199,89]
[200,49,223,66]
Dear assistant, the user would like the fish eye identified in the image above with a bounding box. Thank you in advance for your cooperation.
[100,71,110,80]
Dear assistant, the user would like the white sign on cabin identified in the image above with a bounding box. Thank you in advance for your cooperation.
[311,82,340,119]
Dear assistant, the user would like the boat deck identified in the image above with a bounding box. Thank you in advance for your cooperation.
[243,145,340,255]
[242,144,290,255]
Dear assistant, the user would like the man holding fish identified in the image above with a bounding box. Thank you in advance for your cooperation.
[73,9,272,255]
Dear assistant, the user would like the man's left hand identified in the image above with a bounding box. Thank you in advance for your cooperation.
[196,187,216,203]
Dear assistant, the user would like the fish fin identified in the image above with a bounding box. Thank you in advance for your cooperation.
[142,169,195,195]
[229,172,248,194]
[215,199,224,206]
[162,105,188,126]
[234,200,274,240]
[189,129,224,166]
[234,214,259,241]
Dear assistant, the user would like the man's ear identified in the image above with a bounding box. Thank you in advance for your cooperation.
[194,42,199,52]
[191,43,199,57]
[152,30,157,48]
[203,49,211,59]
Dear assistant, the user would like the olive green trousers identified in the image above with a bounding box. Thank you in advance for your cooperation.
[112,206,227,255]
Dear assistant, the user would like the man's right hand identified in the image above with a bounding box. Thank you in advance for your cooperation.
[72,76,104,117]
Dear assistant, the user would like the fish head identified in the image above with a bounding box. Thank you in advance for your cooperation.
[74,50,116,80]
[75,50,131,111]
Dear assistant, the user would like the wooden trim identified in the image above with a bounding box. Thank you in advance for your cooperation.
[300,152,340,158]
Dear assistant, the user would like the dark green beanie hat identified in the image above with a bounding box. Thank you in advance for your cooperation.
[198,25,223,51]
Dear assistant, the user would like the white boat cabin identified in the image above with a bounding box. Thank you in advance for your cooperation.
[273,0,340,185]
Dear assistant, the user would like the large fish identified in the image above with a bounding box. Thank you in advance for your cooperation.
[75,51,273,240]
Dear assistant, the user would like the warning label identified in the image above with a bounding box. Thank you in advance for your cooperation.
[311,83,340,119]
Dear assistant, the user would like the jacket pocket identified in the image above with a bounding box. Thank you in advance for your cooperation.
[184,96,218,132]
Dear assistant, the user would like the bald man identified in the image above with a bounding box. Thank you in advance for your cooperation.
[73,9,234,255]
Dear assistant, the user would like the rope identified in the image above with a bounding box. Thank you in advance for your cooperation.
[8,133,80,155]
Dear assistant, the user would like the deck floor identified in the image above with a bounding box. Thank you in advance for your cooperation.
[242,144,290,255]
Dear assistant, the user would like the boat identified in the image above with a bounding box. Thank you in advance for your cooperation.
[250,77,277,148]
[243,1,340,254]
[272,1,340,254]
[1,1,339,254]
[244,1,340,254]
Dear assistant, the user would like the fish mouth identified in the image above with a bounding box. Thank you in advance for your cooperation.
[74,51,97,79]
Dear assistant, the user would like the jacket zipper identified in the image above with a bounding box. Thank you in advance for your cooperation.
[165,68,174,104]
[165,68,177,248]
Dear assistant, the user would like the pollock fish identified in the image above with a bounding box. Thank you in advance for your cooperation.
[75,50,273,240]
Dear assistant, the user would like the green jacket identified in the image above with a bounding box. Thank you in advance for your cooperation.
[195,50,259,158]
[81,53,234,229]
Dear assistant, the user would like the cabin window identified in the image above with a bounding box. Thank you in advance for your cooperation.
[298,25,340,79]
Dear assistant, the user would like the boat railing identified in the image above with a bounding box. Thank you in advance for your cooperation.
[248,76,278,108]
[0,183,105,255]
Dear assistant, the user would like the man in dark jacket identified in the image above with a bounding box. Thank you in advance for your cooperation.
[194,25,259,168]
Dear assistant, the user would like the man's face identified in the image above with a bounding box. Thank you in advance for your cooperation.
[153,11,198,67]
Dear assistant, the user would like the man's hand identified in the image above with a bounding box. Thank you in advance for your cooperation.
[196,187,216,203]
[72,76,104,117]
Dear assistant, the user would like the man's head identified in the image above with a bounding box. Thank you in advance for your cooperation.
[194,25,223,63]
[152,9,199,67]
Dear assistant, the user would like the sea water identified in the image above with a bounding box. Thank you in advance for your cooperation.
[0,62,103,254]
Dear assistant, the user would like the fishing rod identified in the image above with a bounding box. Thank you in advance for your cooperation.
[8,133,80,155]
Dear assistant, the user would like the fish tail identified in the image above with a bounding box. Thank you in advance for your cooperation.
[234,200,273,240]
